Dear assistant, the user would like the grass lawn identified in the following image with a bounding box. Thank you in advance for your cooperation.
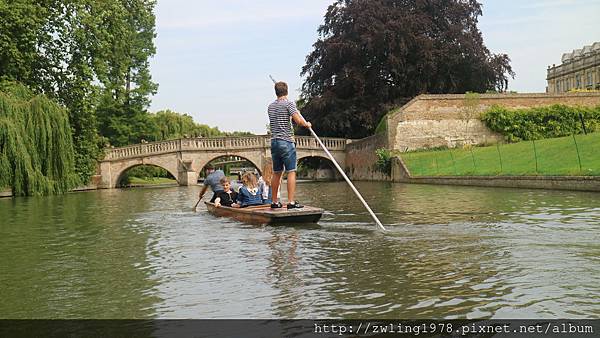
[126,177,178,185]
[402,132,600,176]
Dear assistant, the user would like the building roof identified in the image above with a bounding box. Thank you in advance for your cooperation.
[560,42,599,64]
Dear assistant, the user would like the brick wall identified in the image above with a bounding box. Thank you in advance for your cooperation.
[345,134,390,181]
[386,92,600,151]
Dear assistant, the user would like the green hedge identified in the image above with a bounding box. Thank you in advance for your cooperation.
[482,104,600,142]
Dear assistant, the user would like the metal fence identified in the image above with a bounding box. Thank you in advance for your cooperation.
[402,132,599,176]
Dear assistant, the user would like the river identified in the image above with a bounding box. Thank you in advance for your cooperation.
[1,182,599,318]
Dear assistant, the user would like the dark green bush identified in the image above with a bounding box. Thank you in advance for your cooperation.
[482,104,600,142]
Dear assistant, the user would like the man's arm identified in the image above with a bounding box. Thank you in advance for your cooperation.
[292,111,312,129]
[199,184,208,198]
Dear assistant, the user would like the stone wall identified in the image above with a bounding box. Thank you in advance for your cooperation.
[386,92,600,151]
[345,134,390,181]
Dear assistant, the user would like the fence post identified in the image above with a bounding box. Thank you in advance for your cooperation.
[572,134,583,173]
[579,113,587,135]
[449,149,457,175]
[532,139,538,174]
[469,147,476,173]
[496,143,503,173]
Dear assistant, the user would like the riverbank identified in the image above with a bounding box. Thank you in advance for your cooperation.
[401,132,600,176]
[0,177,179,198]
[123,177,178,187]
[1,188,11,198]
[392,158,600,192]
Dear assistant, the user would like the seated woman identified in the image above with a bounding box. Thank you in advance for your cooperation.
[235,172,264,208]
[213,177,238,208]
[258,163,281,205]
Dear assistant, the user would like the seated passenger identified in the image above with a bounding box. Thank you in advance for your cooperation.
[214,177,239,208]
[236,172,264,208]
[258,164,280,205]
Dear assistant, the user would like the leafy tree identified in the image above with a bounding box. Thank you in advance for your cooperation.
[0,1,105,182]
[0,0,160,179]
[147,110,254,141]
[149,110,221,140]
[300,0,515,138]
[94,0,159,147]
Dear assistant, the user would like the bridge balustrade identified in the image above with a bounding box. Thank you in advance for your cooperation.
[103,135,349,161]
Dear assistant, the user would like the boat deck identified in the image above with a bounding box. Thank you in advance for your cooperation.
[204,202,323,225]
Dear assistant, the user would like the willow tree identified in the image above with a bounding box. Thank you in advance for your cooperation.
[300,0,515,138]
[0,82,77,196]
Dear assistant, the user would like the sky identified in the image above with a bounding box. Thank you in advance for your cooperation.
[149,0,600,134]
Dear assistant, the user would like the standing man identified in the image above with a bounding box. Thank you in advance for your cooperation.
[198,164,225,203]
[268,81,312,209]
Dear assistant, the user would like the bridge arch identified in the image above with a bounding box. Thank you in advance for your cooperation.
[109,154,180,188]
[115,163,178,187]
[297,155,340,180]
[297,154,332,163]
[194,153,263,183]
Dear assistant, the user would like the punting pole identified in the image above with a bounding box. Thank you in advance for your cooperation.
[269,75,387,231]
[193,197,201,212]
[308,127,387,231]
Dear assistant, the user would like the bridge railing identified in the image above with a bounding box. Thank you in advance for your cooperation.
[183,136,268,150]
[103,135,350,161]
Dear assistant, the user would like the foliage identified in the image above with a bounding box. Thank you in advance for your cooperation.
[149,110,220,140]
[568,88,600,93]
[0,0,159,182]
[0,82,78,196]
[374,113,388,135]
[482,104,600,142]
[299,0,514,138]
[141,110,253,143]
[124,176,177,186]
[375,148,394,175]
[95,0,160,147]
[118,165,173,186]
[403,132,600,176]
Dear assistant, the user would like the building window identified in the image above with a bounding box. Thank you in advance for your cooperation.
[556,81,561,92]
[575,75,581,89]
[588,72,593,87]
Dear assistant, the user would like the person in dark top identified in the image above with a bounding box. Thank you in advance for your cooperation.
[213,177,238,208]
[198,164,225,202]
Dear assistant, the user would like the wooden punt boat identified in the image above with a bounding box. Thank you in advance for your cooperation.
[205,202,323,225]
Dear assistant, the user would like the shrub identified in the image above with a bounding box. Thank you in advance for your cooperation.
[482,104,600,142]
[375,148,393,175]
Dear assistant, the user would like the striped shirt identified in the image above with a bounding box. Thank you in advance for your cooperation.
[268,99,298,142]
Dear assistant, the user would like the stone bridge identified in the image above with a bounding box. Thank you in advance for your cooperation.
[98,135,350,188]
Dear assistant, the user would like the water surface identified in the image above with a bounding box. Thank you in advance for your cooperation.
[1,182,599,318]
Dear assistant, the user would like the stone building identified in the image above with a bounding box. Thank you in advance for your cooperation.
[547,42,600,93]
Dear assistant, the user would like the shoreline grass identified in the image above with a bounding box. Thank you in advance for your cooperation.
[402,132,600,176]
[125,177,178,186]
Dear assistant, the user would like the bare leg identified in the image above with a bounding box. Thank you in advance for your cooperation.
[287,171,296,203]
[271,172,283,204]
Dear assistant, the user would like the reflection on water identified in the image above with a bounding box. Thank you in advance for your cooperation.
[1,182,599,318]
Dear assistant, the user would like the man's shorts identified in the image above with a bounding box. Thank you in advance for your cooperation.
[271,138,297,173]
